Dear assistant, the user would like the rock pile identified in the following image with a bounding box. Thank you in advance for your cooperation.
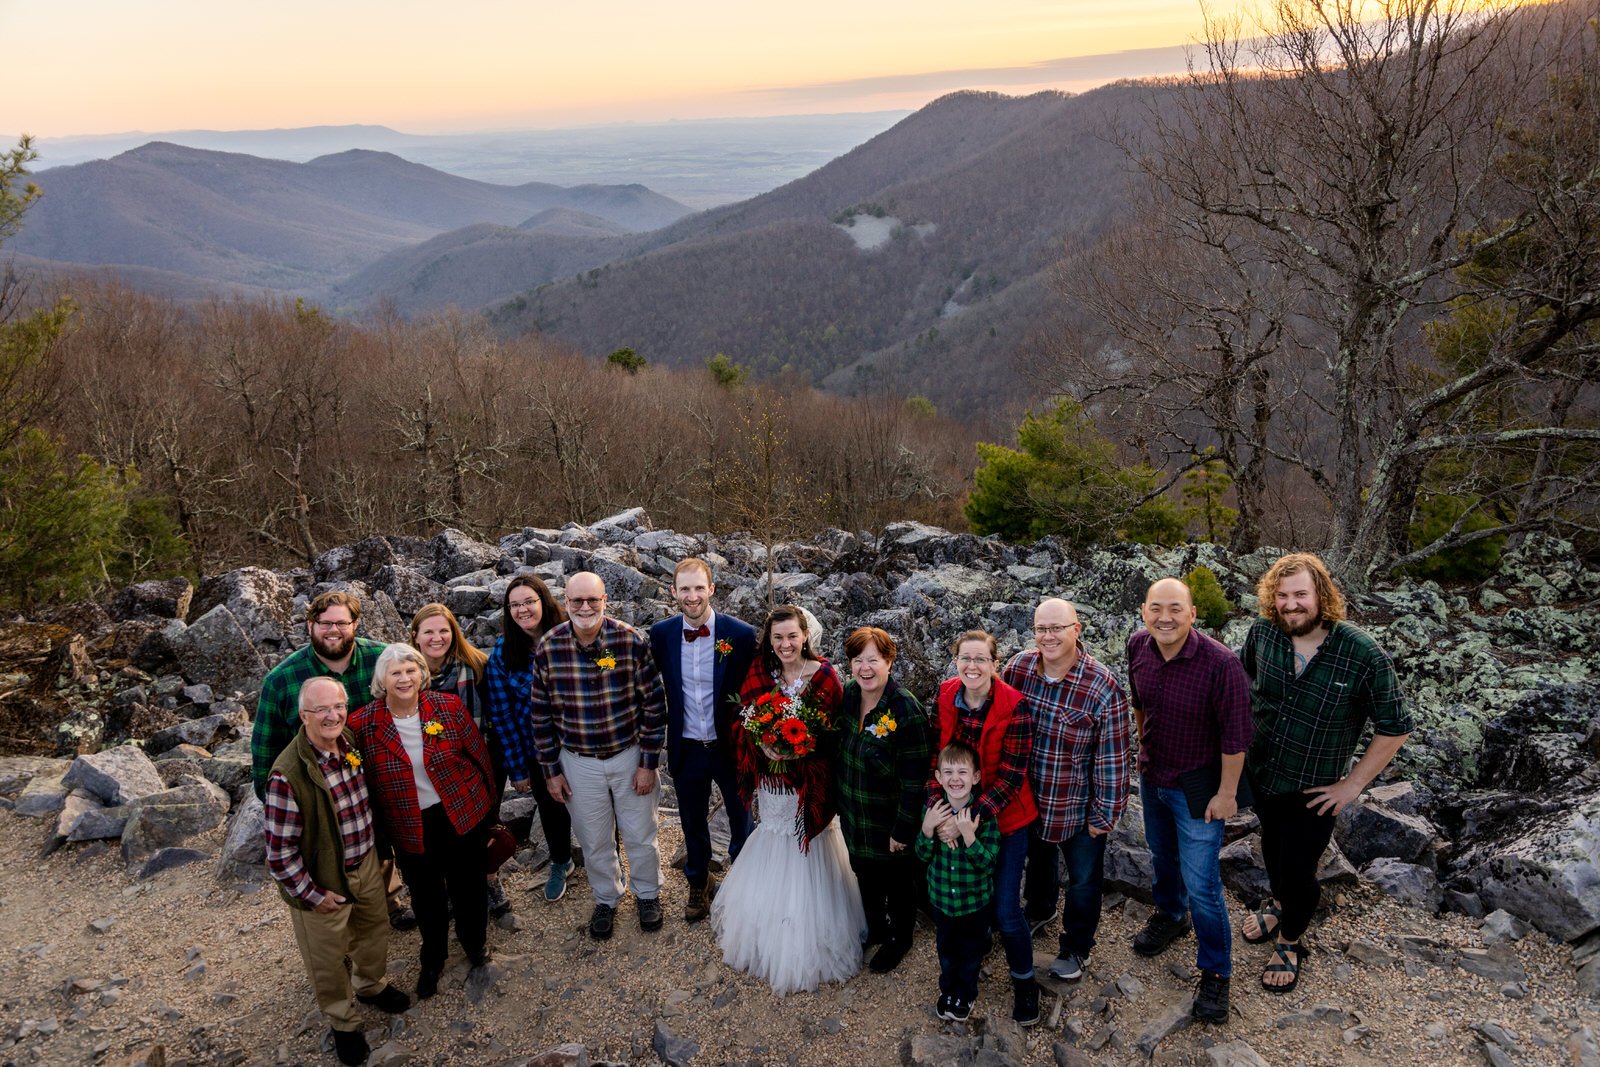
[1,508,1598,994]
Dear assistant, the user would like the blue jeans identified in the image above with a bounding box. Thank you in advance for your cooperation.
[673,740,751,883]
[1142,777,1232,977]
[1030,827,1108,960]
[995,828,1033,978]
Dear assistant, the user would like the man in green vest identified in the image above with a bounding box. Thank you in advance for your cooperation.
[263,676,410,1066]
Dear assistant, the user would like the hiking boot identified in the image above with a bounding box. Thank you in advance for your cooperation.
[638,897,664,931]
[589,902,615,940]
[356,984,411,1013]
[684,876,712,923]
[486,878,511,919]
[1011,975,1040,1026]
[1048,952,1085,981]
[1133,911,1193,957]
[1193,970,1231,1023]
[544,860,571,902]
[388,906,417,931]
[332,1029,370,1066]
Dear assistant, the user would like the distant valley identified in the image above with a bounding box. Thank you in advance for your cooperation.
[16,88,1153,415]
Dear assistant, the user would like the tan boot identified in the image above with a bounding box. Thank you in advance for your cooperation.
[684,875,714,922]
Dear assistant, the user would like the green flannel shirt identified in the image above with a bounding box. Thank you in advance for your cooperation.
[837,678,933,859]
[1240,618,1411,796]
[914,800,999,918]
[251,637,386,799]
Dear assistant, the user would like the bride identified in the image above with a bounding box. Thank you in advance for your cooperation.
[711,605,865,995]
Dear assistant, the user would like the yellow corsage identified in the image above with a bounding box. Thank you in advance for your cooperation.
[345,750,363,770]
[596,654,617,670]
[423,721,444,738]
[867,712,898,738]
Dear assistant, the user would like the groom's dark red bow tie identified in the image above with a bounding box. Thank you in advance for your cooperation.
[684,624,710,642]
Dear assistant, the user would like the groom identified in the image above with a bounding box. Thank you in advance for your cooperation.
[648,558,757,922]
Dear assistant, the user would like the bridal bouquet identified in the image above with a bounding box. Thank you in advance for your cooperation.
[739,688,831,760]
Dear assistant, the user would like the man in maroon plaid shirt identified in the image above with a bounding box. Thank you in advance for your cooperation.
[1126,577,1252,1025]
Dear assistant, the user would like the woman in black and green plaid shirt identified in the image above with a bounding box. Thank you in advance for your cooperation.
[836,626,933,974]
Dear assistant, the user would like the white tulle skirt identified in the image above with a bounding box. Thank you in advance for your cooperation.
[711,785,866,996]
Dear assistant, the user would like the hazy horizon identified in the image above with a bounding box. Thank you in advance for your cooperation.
[5,1,1230,139]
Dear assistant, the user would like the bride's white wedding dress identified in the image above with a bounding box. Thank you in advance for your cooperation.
[711,783,866,995]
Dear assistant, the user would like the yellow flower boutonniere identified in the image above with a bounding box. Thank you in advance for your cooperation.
[423,721,444,738]
[595,654,617,670]
[345,750,363,771]
[867,712,898,739]
[715,638,733,659]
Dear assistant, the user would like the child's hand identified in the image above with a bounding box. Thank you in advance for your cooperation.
[922,799,952,837]
[954,806,979,845]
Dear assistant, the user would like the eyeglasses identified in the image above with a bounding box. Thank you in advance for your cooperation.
[307,703,348,716]
[1033,624,1080,637]
[507,600,540,615]
[566,596,604,608]
[312,619,355,631]
[956,655,993,666]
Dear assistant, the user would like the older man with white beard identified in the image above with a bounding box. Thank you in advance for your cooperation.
[529,571,669,941]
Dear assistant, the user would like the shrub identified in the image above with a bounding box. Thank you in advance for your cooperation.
[1184,565,1233,629]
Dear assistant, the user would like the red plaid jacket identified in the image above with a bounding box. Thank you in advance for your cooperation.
[350,690,494,855]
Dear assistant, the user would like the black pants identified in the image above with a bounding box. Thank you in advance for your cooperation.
[851,851,918,949]
[528,771,574,865]
[933,904,990,1003]
[394,805,491,973]
[1254,790,1337,942]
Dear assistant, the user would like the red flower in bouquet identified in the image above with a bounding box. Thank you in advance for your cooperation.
[740,684,831,761]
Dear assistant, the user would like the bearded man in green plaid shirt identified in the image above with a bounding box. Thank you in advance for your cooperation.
[1238,552,1411,995]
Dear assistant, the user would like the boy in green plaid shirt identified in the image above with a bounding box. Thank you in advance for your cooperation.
[915,740,999,1022]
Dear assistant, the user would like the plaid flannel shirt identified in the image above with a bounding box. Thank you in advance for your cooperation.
[1126,628,1253,788]
[915,803,999,917]
[1240,618,1412,796]
[484,639,537,782]
[252,637,386,800]
[1002,648,1131,842]
[837,678,934,858]
[528,617,667,776]
[349,690,495,855]
[263,733,375,907]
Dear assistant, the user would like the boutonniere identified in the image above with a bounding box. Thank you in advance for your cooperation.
[587,646,617,670]
[423,721,444,739]
[867,711,897,738]
[345,749,363,771]
[715,638,732,659]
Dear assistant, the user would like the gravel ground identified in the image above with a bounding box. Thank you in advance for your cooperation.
[0,809,1594,1066]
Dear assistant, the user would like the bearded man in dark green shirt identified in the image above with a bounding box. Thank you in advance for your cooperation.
[1238,552,1412,995]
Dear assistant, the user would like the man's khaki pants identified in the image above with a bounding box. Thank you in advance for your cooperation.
[287,849,391,1030]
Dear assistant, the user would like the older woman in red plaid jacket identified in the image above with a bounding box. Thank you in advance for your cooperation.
[351,642,495,999]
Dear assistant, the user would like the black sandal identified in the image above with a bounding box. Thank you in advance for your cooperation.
[1241,900,1281,944]
[1261,940,1307,994]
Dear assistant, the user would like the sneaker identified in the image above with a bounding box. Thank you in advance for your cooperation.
[1048,952,1085,981]
[388,906,417,931]
[1193,970,1230,1023]
[638,897,664,932]
[589,902,615,940]
[1028,909,1058,938]
[938,996,972,1022]
[684,877,712,923]
[332,1028,370,1066]
[1011,976,1040,1026]
[486,878,511,919]
[934,994,952,1019]
[1132,911,1193,957]
[355,984,411,1013]
[544,860,571,903]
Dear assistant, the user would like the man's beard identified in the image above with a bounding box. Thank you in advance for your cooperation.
[311,630,353,660]
[1277,612,1322,638]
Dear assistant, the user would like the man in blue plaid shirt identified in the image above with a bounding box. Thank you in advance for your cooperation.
[529,571,668,941]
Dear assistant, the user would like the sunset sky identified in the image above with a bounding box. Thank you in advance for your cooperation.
[5,1,1243,136]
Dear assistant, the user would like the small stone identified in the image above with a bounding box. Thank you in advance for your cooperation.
[1343,1025,1371,1045]
[1470,1021,1519,1054]
[1426,1023,1449,1041]
[1205,1040,1271,1067]
[183,962,206,981]
[88,917,115,935]
[651,1020,699,1066]
[1345,939,1398,967]
[1134,996,1193,1056]
[1500,982,1528,999]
